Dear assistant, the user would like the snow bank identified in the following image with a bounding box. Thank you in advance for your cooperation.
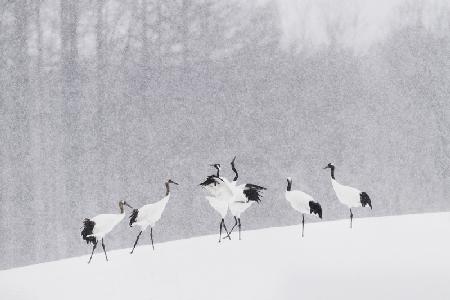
[1,212,449,300]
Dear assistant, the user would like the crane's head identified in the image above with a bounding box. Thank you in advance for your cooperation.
[167,179,179,185]
[210,164,221,177]
[286,177,292,191]
[118,200,133,213]
[210,163,221,171]
[119,200,133,209]
[323,163,335,169]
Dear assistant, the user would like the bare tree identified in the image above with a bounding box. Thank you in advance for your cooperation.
[94,0,109,209]
[60,0,82,256]
[11,0,34,264]
[141,0,150,71]
[180,0,192,71]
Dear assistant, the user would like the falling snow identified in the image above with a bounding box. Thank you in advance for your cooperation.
[0,0,449,270]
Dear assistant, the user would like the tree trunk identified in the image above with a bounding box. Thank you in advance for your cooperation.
[12,0,34,266]
[60,0,82,257]
[141,0,149,70]
[180,0,190,73]
[155,0,163,72]
[35,0,43,98]
[95,0,108,210]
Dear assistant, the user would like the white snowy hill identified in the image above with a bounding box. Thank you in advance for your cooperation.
[1,212,449,300]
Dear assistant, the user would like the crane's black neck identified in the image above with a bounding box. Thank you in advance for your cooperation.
[215,167,220,178]
[231,162,238,182]
[287,180,292,191]
[329,166,335,180]
[165,182,170,196]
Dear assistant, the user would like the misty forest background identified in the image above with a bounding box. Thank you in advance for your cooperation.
[0,0,449,269]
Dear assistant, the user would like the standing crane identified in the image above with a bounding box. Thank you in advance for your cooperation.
[324,163,372,228]
[129,179,179,253]
[285,177,322,237]
[81,200,133,263]
[200,164,232,242]
[225,157,265,240]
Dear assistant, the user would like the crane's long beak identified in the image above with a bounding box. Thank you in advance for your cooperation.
[171,181,179,185]
[124,202,134,209]
[323,166,329,169]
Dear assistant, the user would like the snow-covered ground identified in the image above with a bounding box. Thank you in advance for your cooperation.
[1,212,449,300]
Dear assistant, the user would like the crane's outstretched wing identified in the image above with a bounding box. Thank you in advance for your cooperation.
[200,175,234,200]
[243,183,266,203]
[200,175,223,187]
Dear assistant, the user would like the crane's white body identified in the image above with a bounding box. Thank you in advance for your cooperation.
[204,177,255,218]
[285,190,314,215]
[228,181,254,218]
[132,194,170,231]
[206,196,229,218]
[331,179,363,208]
[229,201,253,218]
[89,213,125,239]
[204,177,234,198]
[203,176,234,217]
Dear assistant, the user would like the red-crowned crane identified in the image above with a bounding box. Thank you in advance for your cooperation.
[285,177,322,237]
[81,200,133,264]
[225,157,265,240]
[200,164,233,242]
[129,179,179,253]
[201,159,266,242]
[324,163,372,228]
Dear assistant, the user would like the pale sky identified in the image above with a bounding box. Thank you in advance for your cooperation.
[273,0,450,54]
[29,0,450,63]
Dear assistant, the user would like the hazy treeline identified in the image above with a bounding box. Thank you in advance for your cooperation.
[0,0,449,269]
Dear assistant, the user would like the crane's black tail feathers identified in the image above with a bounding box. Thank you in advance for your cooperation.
[360,192,372,209]
[81,218,97,245]
[309,201,323,219]
[243,183,267,203]
[129,209,139,227]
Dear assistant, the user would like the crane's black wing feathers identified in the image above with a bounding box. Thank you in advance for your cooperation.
[129,209,139,227]
[200,175,223,187]
[243,183,266,203]
[245,183,266,190]
[200,174,266,203]
[360,192,372,209]
[81,218,97,245]
[309,201,323,219]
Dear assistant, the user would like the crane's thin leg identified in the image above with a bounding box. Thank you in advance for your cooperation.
[222,219,231,240]
[223,216,238,239]
[130,231,142,254]
[238,218,241,240]
[88,240,97,264]
[350,209,353,228]
[101,238,108,261]
[218,219,223,243]
[150,227,155,250]
[302,214,305,238]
